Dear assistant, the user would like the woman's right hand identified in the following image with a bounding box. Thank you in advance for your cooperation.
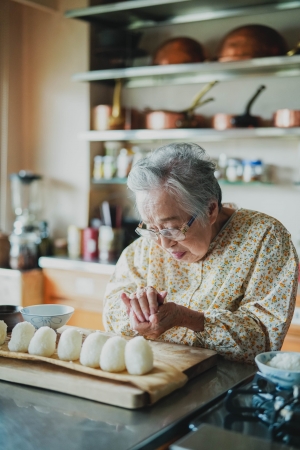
[121,286,168,322]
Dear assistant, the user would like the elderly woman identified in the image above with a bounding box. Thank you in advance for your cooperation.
[103,143,298,363]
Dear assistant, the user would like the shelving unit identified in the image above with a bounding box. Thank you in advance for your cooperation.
[81,127,300,143]
[91,178,276,187]
[65,0,300,228]
[73,55,300,87]
[64,0,300,29]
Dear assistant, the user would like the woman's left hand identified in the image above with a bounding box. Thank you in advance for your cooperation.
[130,302,180,340]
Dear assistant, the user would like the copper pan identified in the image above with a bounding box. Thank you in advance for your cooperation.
[217,25,287,62]
[92,79,144,130]
[273,109,300,128]
[212,85,265,130]
[145,81,217,130]
[153,37,205,65]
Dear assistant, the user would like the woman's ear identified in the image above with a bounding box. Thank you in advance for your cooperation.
[208,201,219,224]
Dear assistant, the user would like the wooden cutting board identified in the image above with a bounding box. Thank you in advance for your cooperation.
[0,327,217,409]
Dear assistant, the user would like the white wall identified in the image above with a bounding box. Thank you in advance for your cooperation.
[7,0,90,236]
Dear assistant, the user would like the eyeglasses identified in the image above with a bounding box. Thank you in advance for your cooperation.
[135,216,196,242]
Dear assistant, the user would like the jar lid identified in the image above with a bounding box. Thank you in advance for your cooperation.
[242,159,263,165]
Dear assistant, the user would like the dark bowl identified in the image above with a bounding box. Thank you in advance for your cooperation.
[0,305,23,332]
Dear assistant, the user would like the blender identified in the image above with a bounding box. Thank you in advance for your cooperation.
[9,171,43,270]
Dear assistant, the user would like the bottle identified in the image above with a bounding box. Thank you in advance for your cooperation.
[117,148,132,178]
[226,159,243,182]
[103,155,116,179]
[82,227,99,260]
[93,156,103,180]
[242,160,264,183]
[67,225,82,258]
[38,221,53,257]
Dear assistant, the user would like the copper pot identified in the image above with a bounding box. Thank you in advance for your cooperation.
[213,85,265,130]
[273,109,300,128]
[146,81,217,130]
[153,37,205,65]
[146,110,204,130]
[217,25,288,62]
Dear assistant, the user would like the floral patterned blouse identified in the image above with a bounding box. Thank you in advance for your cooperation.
[103,209,298,363]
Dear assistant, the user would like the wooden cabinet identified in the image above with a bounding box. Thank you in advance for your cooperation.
[43,267,112,330]
[0,268,43,307]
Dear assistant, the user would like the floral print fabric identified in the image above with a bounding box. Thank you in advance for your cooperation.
[103,209,298,363]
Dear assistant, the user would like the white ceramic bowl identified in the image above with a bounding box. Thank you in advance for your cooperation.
[255,351,300,389]
[20,304,74,330]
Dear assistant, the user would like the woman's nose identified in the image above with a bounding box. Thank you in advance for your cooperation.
[159,235,176,249]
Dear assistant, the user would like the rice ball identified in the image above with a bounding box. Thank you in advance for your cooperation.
[100,336,126,373]
[57,328,82,361]
[8,322,35,352]
[28,326,56,357]
[0,320,7,345]
[80,332,109,368]
[125,336,154,375]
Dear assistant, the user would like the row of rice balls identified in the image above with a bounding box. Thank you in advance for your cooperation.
[0,320,154,375]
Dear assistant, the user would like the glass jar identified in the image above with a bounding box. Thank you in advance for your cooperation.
[67,225,82,259]
[93,156,103,180]
[103,155,116,179]
[226,158,243,182]
[242,160,264,183]
[9,230,39,270]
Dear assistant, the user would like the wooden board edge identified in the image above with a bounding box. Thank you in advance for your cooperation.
[0,360,149,410]
[183,353,218,379]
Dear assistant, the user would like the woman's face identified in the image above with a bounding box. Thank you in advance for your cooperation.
[136,189,219,263]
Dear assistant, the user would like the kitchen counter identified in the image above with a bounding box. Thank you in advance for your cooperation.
[39,256,116,275]
[0,357,255,450]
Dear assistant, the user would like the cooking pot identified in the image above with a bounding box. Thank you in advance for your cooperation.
[212,85,266,130]
[145,81,217,130]
[217,25,288,62]
[273,109,300,128]
[92,79,144,130]
[153,37,205,65]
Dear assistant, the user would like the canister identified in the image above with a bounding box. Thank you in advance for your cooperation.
[67,225,82,259]
[83,227,99,260]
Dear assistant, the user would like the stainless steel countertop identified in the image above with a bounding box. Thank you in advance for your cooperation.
[0,357,255,450]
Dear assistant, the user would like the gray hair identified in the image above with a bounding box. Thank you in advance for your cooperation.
[127,143,222,222]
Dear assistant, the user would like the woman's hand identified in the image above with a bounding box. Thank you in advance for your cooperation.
[130,302,179,340]
[130,303,205,340]
[121,287,167,322]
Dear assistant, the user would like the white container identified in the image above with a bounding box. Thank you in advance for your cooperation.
[117,148,132,178]
[93,155,103,180]
[103,156,116,179]
[67,225,82,258]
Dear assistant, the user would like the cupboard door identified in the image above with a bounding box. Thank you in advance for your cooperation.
[43,268,111,330]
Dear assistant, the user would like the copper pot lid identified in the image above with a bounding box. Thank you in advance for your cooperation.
[153,37,205,65]
[217,24,288,62]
